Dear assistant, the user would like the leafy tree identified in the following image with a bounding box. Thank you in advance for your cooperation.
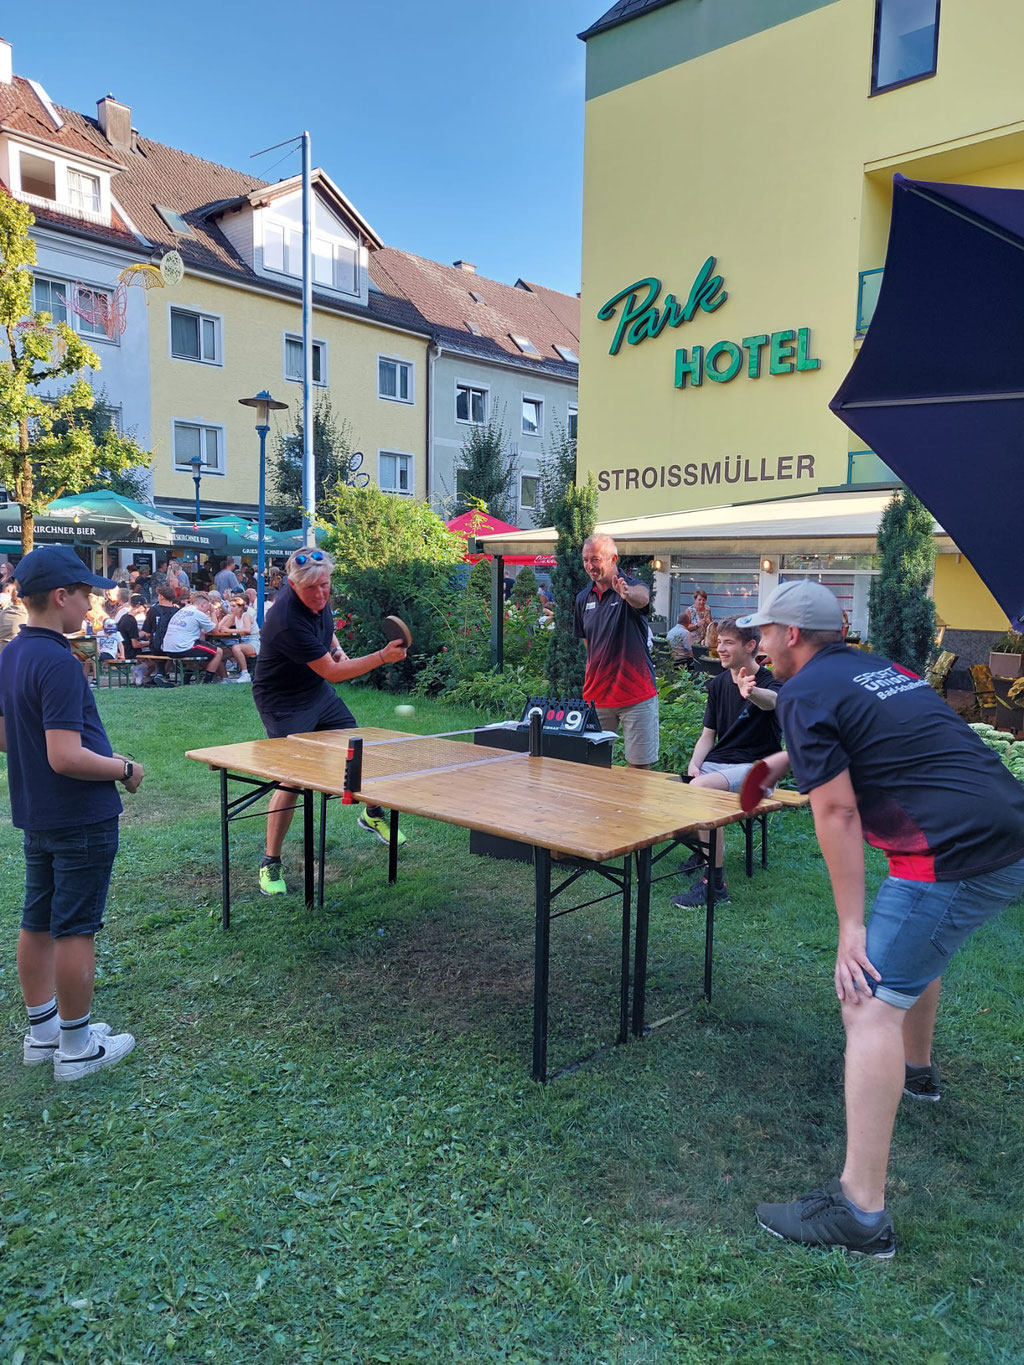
[318,482,465,691]
[454,406,517,521]
[74,383,150,501]
[512,565,538,609]
[269,393,359,530]
[546,476,597,695]
[868,488,937,675]
[535,412,577,529]
[0,192,151,552]
[466,556,492,610]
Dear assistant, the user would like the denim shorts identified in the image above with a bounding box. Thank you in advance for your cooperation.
[596,694,659,766]
[21,816,120,938]
[867,854,1024,1008]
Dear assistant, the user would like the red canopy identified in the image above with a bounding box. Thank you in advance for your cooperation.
[445,510,555,567]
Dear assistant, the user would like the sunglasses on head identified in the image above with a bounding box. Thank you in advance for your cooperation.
[294,550,325,566]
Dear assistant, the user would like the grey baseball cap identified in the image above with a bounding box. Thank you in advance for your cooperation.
[736,580,843,631]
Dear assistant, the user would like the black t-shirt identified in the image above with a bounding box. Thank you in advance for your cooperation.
[114,609,140,653]
[253,580,334,719]
[778,643,1024,881]
[573,574,656,708]
[704,666,783,763]
[142,603,179,653]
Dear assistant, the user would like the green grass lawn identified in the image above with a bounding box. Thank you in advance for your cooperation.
[2,685,1022,1364]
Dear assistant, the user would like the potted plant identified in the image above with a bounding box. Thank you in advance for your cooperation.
[989,631,1024,679]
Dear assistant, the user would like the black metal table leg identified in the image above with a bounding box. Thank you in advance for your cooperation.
[388,809,399,884]
[303,787,314,909]
[704,827,718,1000]
[761,811,769,869]
[745,817,754,877]
[318,792,328,910]
[532,847,552,1083]
[618,852,632,1044]
[220,768,231,931]
[631,845,652,1037]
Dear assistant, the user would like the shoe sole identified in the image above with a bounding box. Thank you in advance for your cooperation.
[24,1022,112,1066]
[756,1217,896,1259]
[902,1088,941,1102]
[357,817,406,847]
[259,884,287,895]
[54,1036,136,1082]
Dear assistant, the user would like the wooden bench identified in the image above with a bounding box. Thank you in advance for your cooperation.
[136,654,211,687]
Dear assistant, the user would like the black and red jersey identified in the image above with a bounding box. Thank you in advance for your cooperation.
[778,643,1024,881]
[573,574,656,709]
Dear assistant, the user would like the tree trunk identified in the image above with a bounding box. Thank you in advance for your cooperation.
[17,429,34,554]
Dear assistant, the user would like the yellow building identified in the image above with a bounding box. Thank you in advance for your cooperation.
[577,0,1022,637]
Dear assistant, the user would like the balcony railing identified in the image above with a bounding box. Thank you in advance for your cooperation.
[856,268,884,335]
[15,190,110,229]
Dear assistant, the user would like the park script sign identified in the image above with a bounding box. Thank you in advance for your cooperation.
[594,256,823,495]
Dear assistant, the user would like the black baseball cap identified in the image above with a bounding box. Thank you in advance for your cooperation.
[14,545,116,595]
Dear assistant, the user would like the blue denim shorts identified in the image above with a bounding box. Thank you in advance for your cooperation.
[867,855,1024,1008]
[21,817,120,939]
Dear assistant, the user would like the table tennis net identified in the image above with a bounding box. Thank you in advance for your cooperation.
[352,733,523,785]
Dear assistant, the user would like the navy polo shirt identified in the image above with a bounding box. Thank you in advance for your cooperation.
[252,581,335,720]
[0,626,122,832]
[573,573,656,709]
[778,643,1024,881]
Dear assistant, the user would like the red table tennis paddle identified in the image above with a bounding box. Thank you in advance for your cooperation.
[739,759,771,813]
[383,615,412,648]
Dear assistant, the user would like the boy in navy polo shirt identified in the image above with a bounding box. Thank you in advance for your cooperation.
[0,546,143,1081]
[740,581,1024,1258]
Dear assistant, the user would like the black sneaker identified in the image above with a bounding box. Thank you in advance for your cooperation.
[756,1179,896,1259]
[672,876,730,908]
[152,674,176,688]
[677,850,703,876]
[903,1062,941,1102]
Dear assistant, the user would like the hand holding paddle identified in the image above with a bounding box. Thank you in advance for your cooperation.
[739,750,792,812]
[380,615,412,665]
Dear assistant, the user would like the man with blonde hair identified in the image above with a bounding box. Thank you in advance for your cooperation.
[574,534,658,767]
[252,547,408,896]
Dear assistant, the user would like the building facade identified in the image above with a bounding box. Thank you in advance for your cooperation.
[577,0,1024,636]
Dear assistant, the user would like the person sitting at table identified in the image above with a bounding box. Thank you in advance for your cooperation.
[672,616,782,908]
[212,595,258,682]
[138,586,180,687]
[0,583,28,654]
[96,617,124,680]
[160,592,226,684]
[666,612,695,664]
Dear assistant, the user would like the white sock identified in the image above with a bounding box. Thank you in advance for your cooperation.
[58,1013,95,1058]
[27,996,59,1044]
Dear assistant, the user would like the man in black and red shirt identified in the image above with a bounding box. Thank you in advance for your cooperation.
[742,580,1024,1259]
[573,534,657,767]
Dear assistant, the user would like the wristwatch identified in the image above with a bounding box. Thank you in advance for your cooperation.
[121,761,134,783]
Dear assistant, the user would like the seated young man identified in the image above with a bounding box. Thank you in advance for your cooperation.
[673,616,782,907]
[159,592,225,684]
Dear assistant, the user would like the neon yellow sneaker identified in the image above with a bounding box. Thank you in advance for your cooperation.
[357,811,407,846]
[259,860,287,895]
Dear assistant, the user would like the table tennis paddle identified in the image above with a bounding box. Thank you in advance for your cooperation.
[383,615,412,648]
[739,758,771,813]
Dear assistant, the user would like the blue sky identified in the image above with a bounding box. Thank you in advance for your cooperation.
[5,0,603,297]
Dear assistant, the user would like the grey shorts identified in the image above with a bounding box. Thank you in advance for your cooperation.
[699,759,755,794]
[596,694,659,766]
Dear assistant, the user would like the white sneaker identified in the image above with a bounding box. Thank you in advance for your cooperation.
[235,670,251,683]
[54,1028,135,1082]
[24,1021,110,1066]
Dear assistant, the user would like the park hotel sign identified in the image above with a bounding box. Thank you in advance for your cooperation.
[595,257,821,493]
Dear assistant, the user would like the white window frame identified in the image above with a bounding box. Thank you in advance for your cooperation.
[67,167,101,214]
[455,380,489,426]
[171,419,226,477]
[262,213,359,297]
[378,449,414,496]
[520,473,540,511]
[377,354,414,404]
[521,393,544,439]
[31,273,118,345]
[283,333,327,386]
[169,305,223,366]
[567,403,578,442]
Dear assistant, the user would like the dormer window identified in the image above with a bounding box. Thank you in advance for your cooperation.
[260,194,359,297]
[19,151,56,200]
[67,169,101,214]
[9,141,111,224]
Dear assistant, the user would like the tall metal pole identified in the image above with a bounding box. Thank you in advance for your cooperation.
[301,131,314,541]
[256,423,269,627]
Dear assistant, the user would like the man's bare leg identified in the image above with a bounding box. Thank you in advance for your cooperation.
[689,770,729,867]
[839,993,906,1211]
[903,976,941,1067]
[266,788,299,859]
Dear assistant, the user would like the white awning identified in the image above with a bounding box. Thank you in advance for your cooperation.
[473,490,956,559]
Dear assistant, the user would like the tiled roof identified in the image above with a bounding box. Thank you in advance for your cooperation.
[0,77,430,336]
[578,0,679,41]
[370,249,579,378]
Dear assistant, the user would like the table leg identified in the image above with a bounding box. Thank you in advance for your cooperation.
[618,852,632,1045]
[745,817,754,878]
[303,788,314,910]
[220,768,231,932]
[532,847,552,1083]
[388,809,399,885]
[761,811,769,869]
[318,792,328,910]
[704,827,718,1000]
[631,845,652,1037]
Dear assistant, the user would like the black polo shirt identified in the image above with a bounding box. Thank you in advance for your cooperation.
[0,626,122,831]
[252,580,335,720]
[704,665,783,763]
[573,574,656,709]
[779,643,1024,881]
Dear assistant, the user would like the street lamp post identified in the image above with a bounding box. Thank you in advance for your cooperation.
[238,389,288,626]
[188,452,204,525]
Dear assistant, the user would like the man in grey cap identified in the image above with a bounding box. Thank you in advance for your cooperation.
[742,580,1024,1258]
